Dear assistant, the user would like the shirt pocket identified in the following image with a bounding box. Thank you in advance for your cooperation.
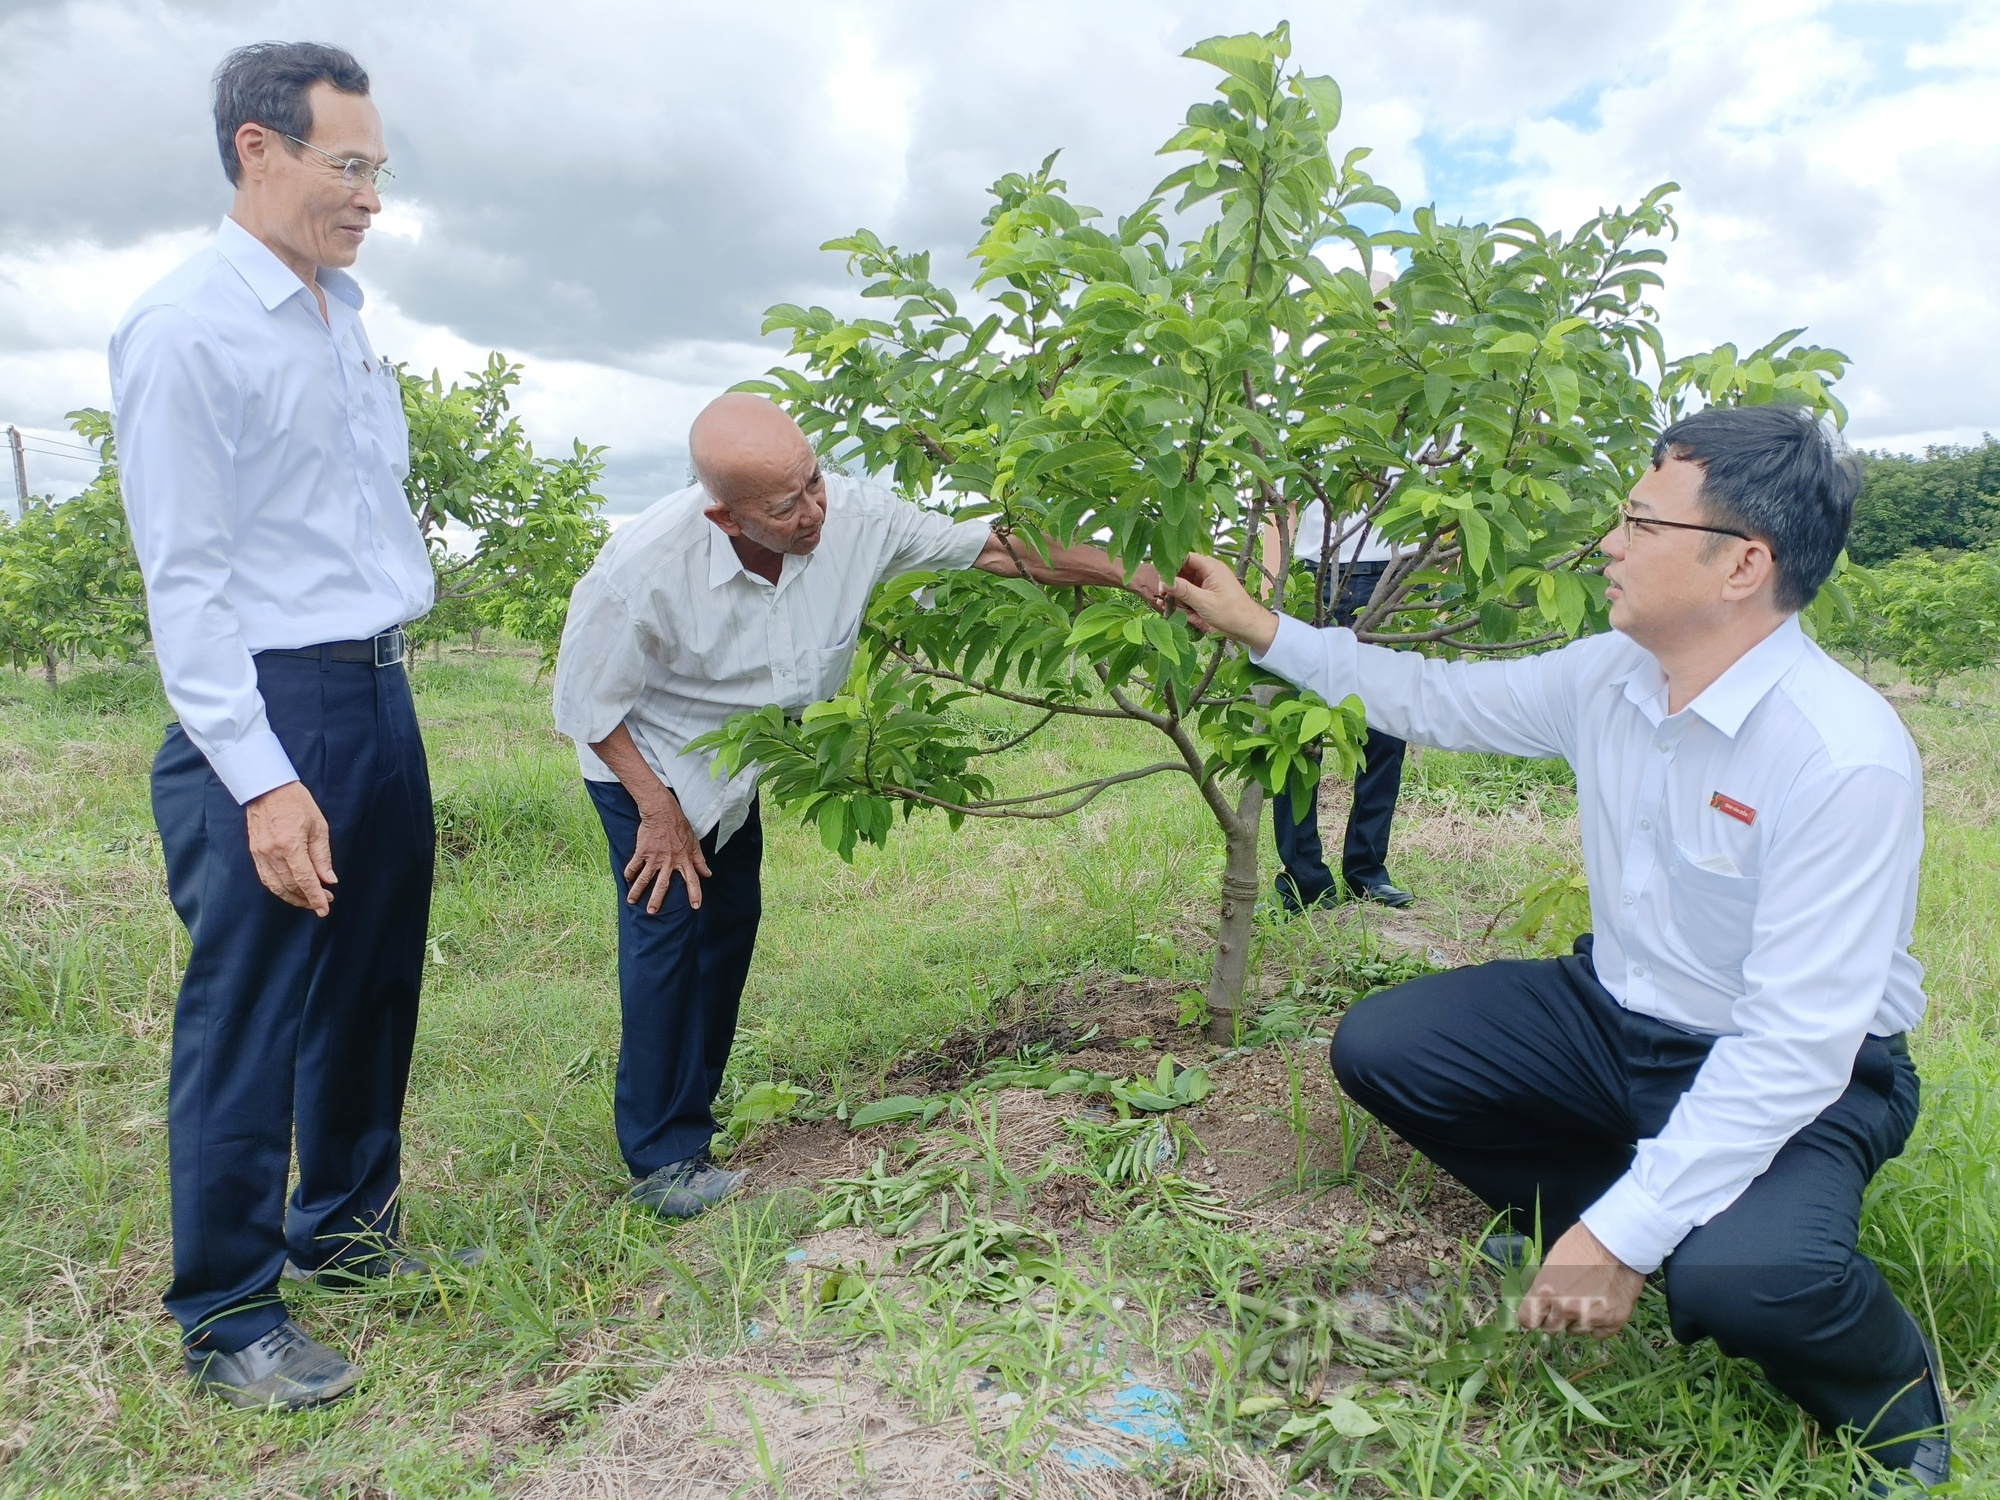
[1668,841,1761,977]
[368,360,411,480]
[805,622,863,702]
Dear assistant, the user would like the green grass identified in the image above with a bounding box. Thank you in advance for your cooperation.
[0,647,1995,1496]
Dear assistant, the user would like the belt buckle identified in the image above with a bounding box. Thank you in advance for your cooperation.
[373,627,405,668]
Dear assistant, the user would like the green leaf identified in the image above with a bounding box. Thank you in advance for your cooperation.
[1459,508,1491,577]
[849,1096,935,1130]
[1322,1396,1382,1439]
[1541,1357,1620,1427]
[1293,74,1342,132]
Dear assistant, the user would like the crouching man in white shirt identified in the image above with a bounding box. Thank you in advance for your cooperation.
[554,393,1163,1222]
[1171,405,1949,1490]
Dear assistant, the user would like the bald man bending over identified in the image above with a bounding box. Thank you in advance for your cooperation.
[554,394,1164,1218]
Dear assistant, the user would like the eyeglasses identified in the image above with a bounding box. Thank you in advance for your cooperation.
[1618,507,1755,548]
[278,132,394,190]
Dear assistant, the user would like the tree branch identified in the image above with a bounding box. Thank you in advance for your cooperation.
[964,709,1059,757]
[886,649,1134,720]
[882,760,1192,819]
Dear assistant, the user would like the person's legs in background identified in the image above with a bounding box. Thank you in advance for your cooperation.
[1271,749,1337,913]
[1334,560,1412,905]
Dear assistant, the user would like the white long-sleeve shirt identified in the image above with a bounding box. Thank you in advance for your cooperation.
[1256,612,1925,1273]
[552,476,990,849]
[1293,499,1400,565]
[109,216,434,803]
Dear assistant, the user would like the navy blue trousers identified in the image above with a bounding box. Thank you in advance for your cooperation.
[587,781,762,1178]
[153,652,433,1353]
[1331,939,1938,1460]
[1273,560,1406,902]
[1272,732,1407,901]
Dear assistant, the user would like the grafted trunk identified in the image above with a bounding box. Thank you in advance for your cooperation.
[42,645,57,690]
[1204,778,1266,1044]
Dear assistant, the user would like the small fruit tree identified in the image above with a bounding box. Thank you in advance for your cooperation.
[400,353,609,666]
[704,24,1848,1037]
[0,410,148,688]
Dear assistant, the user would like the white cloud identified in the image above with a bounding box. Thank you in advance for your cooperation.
[2,0,1994,509]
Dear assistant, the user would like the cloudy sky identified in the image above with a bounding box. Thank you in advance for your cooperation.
[3,0,1995,511]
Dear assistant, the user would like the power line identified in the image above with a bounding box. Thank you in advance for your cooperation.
[21,445,100,464]
[0,428,99,455]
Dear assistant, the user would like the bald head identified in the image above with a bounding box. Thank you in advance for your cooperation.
[690,394,812,502]
[691,392,828,558]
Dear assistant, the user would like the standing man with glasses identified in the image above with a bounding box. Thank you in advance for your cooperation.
[112,42,456,1411]
[1171,405,1951,1491]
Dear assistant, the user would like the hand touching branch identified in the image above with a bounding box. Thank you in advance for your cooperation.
[1170,553,1281,653]
[974,530,1169,610]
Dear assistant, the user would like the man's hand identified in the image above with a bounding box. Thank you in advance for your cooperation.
[973,531,1169,610]
[589,723,710,911]
[626,792,711,913]
[1126,560,1169,611]
[245,780,336,917]
[1170,553,1281,652]
[1516,1222,1645,1339]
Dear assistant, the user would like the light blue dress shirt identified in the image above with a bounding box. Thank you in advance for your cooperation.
[110,217,434,804]
[1256,612,1926,1273]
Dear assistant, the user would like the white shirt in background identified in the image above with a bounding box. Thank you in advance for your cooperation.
[109,216,433,803]
[1292,498,1398,565]
[553,476,990,849]
[1255,612,1925,1274]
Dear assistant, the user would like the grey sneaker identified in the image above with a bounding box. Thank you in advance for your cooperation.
[629,1155,747,1220]
[1478,1233,1534,1271]
[281,1246,487,1288]
[185,1319,361,1410]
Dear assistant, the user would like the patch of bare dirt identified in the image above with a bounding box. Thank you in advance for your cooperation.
[508,1345,1290,1500]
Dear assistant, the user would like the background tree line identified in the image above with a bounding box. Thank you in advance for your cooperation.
[1815,437,2000,687]
[0,357,606,684]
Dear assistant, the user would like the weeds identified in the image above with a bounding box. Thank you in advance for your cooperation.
[2,653,1996,1498]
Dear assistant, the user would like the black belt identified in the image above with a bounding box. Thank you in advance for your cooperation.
[1301,559,1389,575]
[257,627,406,668]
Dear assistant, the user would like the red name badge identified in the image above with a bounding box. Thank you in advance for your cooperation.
[1709,792,1757,826]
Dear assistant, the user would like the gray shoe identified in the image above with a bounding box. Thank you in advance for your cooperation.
[1478,1233,1534,1271]
[185,1319,361,1411]
[281,1246,486,1288]
[630,1155,747,1220]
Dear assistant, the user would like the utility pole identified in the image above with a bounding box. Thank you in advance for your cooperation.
[6,426,25,519]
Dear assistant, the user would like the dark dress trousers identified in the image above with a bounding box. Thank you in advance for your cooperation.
[152,649,433,1352]
[587,780,763,1177]
[1332,936,1939,1467]
[1272,559,1408,903]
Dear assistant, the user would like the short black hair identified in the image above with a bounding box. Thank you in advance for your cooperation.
[1651,404,1863,612]
[212,42,370,186]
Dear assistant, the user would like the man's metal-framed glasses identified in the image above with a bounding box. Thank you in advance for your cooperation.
[1618,507,1755,548]
[279,132,394,190]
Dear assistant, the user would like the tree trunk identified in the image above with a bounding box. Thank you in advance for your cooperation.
[42,645,58,690]
[1204,778,1266,1044]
